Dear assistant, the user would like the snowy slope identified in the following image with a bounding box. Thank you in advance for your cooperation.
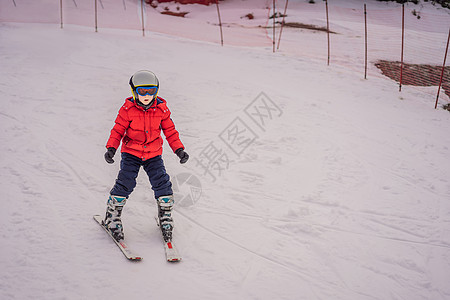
[1,1,450,300]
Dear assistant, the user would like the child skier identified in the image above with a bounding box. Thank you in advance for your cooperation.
[103,70,189,243]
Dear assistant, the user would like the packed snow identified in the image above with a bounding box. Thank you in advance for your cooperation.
[1,0,450,299]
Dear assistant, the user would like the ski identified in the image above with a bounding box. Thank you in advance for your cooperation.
[164,241,181,262]
[155,216,182,262]
[93,215,142,261]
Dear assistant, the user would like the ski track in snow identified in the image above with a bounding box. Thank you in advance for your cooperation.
[1,1,450,299]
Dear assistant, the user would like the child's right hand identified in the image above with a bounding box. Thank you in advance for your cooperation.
[104,147,116,164]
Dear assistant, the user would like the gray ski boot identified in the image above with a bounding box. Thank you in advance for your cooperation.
[157,195,174,242]
[103,195,127,241]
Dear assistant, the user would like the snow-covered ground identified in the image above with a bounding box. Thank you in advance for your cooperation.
[1,0,450,299]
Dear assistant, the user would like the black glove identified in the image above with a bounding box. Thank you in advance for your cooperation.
[104,147,116,164]
[175,148,189,164]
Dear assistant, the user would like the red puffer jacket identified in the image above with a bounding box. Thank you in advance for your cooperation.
[106,97,184,161]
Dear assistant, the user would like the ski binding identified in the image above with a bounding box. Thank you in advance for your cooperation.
[93,215,142,261]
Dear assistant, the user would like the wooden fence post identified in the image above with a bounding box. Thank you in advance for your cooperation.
[95,0,98,32]
[277,0,289,51]
[216,0,223,46]
[399,4,405,92]
[325,0,330,65]
[141,0,145,37]
[272,0,276,53]
[435,28,450,109]
[364,4,368,79]
[60,0,63,29]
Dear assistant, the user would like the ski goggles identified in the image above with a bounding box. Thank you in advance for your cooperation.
[135,86,158,96]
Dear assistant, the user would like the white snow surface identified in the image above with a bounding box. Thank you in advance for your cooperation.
[1,0,450,299]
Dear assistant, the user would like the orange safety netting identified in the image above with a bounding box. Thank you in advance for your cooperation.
[1,0,449,104]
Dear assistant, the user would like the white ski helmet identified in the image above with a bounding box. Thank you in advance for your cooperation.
[129,70,160,100]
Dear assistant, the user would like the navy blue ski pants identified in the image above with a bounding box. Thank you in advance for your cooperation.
[110,153,172,199]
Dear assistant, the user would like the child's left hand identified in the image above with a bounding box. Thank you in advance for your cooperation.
[175,148,189,164]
